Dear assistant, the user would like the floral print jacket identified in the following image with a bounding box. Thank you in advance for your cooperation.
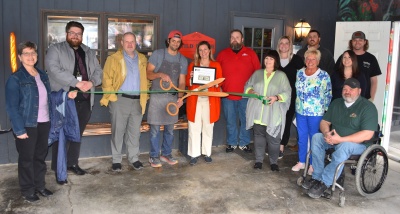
[295,68,332,116]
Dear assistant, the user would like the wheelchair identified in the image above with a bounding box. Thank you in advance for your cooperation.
[296,129,389,207]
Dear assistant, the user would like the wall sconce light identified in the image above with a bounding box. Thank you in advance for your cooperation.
[10,32,18,73]
[294,19,311,43]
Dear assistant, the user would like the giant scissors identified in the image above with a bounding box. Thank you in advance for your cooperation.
[160,78,228,116]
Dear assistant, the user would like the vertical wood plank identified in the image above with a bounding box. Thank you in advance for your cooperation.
[104,0,120,12]
[119,0,134,13]
[134,0,150,14]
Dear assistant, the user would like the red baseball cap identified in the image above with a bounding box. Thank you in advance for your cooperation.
[168,30,182,39]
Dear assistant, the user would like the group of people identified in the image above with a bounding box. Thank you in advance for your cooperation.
[5,21,380,203]
[219,28,380,200]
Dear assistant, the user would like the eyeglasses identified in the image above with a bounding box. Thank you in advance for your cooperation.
[21,52,38,57]
[67,31,83,37]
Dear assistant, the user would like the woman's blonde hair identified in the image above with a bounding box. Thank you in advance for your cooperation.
[277,36,293,61]
[304,48,321,62]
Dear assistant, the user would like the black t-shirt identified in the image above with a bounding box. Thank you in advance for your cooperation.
[330,70,367,101]
[280,54,304,102]
[334,52,381,99]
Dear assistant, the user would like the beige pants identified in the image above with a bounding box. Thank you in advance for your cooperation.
[188,97,214,157]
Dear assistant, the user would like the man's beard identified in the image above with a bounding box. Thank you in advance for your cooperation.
[230,42,243,50]
[343,94,359,103]
[67,37,82,48]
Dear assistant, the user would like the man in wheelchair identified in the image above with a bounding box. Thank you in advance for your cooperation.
[303,78,378,199]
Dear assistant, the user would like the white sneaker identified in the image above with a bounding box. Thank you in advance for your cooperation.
[291,162,305,171]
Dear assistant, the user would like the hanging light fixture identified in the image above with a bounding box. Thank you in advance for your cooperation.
[294,19,311,42]
[10,32,18,73]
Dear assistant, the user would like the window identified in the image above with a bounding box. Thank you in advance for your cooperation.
[42,10,159,68]
[244,27,273,67]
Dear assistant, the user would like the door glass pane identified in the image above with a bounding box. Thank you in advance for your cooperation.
[263,29,272,48]
[254,28,263,47]
[244,27,252,47]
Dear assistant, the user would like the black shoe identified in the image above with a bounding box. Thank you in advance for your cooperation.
[56,179,68,185]
[55,174,68,185]
[308,181,329,199]
[270,164,279,172]
[239,145,252,153]
[302,178,319,190]
[254,162,263,169]
[132,161,144,170]
[278,151,284,159]
[36,188,53,197]
[112,163,122,172]
[204,156,212,163]
[190,157,198,166]
[23,194,40,202]
[226,145,237,153]
[67,164,86,175]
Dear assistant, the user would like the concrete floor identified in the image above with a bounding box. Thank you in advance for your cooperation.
[1,146,400,214]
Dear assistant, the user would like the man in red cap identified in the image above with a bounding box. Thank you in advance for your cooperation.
[334,31,381,101]
[146,30,188,167]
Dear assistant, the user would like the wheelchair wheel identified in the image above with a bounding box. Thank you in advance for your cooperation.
[297,176,304,186]
[355,144,388,196]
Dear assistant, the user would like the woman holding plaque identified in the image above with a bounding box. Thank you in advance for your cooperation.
[186,41,223,165]
[245,50,291,171]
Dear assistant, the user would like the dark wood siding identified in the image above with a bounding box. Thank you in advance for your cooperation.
[0,0,338,164]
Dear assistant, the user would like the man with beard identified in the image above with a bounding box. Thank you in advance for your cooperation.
[296,30,335,75]
[302,78,378,199]
[216,29,260,153]
[334,31,381,101]
[45,21,102,184]
[146,30,187,168]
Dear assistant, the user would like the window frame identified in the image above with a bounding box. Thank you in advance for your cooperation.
[41,10,159,68]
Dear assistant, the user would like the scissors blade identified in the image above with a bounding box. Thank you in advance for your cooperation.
[196,78,225,91]
[188,91,228,97]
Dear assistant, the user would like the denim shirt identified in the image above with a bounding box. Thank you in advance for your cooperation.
[5,66,51,136]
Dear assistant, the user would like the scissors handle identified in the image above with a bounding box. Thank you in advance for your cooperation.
[160,80,181,91]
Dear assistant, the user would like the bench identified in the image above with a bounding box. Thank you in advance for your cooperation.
[83,119,188,136]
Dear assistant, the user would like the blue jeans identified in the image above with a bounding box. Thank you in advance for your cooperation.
[296,113,323,164]
[222,98,250,146]
[311,133,366,186]
[149,124,174,158]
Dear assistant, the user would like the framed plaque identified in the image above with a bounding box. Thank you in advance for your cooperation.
[191,66,216,85]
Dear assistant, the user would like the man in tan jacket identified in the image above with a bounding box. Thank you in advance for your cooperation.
[100,32,149,171]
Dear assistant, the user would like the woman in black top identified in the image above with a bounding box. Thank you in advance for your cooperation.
[330,50,367,100]
[277,36,305,158]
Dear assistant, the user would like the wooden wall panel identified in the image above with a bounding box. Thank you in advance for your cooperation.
[72,0,88,11]
[178,0,191,34]
[133,0,150,14]
[251,0,266,14]
[54,0,72,10]
[151,0,165,48]
[21,0,39,43]
[215,0,231,50]
[203,0,219,41]
[88,0,104,12]
[189,0,204,33]
[104,0,119,12]
[119,0,134,13]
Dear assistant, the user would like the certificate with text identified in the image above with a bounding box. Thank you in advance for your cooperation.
[192,66,216,85]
